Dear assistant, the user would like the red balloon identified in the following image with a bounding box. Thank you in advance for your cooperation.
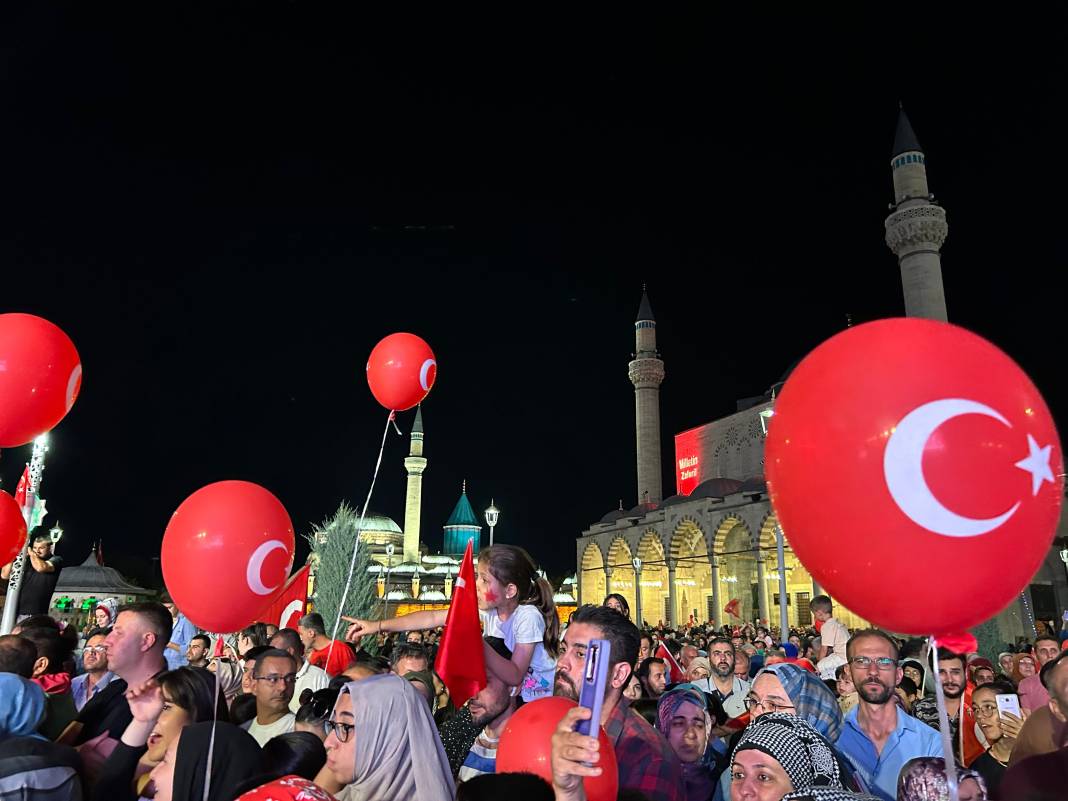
[0,491,28,566]
[0,313,82,448]
[365,333,436,411]
[161,481,295,633]
[766,319,1063,635]
[496,697,618,801]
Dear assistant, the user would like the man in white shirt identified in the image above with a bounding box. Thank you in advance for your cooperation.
[243,648,297,746]
[269,628,328,713]
[810,595,849,663]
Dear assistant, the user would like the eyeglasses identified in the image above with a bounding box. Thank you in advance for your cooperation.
[325,718,356,742]
[254,673,297,686]
[848,656,897,670]
[83,646,108,655]
[744,695,796,714]
[971,704,999,718]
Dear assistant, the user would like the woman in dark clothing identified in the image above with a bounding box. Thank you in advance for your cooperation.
[91,666,229,801]
[967,681,1025,798]
[149,721,264,801]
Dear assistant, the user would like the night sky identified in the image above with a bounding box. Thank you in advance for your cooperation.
[2,8,1065,584]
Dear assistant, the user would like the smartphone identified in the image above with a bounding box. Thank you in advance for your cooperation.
[576,639,611,737]
[995,693,1022,720]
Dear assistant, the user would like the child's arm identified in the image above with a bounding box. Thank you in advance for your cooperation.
[343,609,447,641]
[484,640,535,687]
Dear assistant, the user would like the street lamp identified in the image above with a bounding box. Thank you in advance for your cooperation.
[485,500,500,547]
[632,557,643,627]
[384,543,395,620]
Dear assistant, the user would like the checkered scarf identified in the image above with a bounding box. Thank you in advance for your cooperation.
[782,789,882,801]
[730,713,842,791]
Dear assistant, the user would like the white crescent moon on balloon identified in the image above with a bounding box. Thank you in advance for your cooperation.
[246,540,288,596]
[883,398,1020,538]
[65,364,82,412]
[419,359,436,391]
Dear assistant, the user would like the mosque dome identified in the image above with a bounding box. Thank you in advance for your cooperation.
[690,477,743,500]
[355,511,404,549]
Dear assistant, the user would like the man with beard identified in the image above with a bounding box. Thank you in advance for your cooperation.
[836,630,941,801]
[453,637,521,780]
[1019,635,1062,711]
[691,637,749,719]
[553,604,683,801]
[912,647,966,759]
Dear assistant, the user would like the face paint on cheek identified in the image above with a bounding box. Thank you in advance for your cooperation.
[484,589,499,604]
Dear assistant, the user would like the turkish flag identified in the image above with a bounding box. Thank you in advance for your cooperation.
[434,540,486,707]
[655,642,686,684]
[257,563,311,631]
[724,598,740,619]
[13,466,29,509]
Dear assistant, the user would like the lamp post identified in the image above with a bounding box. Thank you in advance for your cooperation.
[485,499,500,547]
[384,543,395,621]
[775,524,790,643]
[632,557,643,628]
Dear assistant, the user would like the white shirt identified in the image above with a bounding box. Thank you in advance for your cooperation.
[820,617,850,656]
[290,660,330,712]
[480,605,556,702]
[245,712,295,746]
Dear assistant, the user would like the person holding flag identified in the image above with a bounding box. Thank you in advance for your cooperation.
[1,532,62,619]
[344,542,559,705]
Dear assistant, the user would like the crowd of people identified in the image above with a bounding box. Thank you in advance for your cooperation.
[1,540,1067,800]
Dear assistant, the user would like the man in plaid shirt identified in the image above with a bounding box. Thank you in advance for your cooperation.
[551,604,683,801]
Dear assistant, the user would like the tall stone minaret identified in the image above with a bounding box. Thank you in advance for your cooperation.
[884,106,949,321]
[628,290,665,506]
[402,405,426,563]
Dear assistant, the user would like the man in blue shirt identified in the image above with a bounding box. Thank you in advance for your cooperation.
[161,596,196,670]
[836,629,942,801]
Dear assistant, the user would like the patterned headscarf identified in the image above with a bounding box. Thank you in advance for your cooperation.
[896,757,989,801]
[657,683,711,742]
[782,789,883,801]
[731,713,842,791]
[758,662,843,742]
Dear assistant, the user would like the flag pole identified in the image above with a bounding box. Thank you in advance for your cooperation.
[1,435,50,635]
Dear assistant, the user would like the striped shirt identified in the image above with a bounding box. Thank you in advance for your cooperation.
[457,728,499,781]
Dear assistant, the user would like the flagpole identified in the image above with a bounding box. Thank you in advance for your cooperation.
[1,435,50,635]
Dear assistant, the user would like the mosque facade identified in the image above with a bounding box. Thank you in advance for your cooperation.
[576,110,1068,640]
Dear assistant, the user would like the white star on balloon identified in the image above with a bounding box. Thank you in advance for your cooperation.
[1015,434,1055,496]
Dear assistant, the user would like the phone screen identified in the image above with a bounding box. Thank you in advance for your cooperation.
[995,693,1021,720]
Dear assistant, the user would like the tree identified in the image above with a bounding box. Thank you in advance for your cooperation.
[306,502,379,653]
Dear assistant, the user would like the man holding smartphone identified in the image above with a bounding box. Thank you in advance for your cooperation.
[1,533,63,618]
[552,604,683,801]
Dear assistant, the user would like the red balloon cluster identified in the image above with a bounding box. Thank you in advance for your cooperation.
[365,333,436,411]
[0,313,82,448]
[0,491,27,566]
[161,481,295,633]
[496,697,618,801]
[765,318,1063,635]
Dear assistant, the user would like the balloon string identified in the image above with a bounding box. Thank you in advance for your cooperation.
[326,409,396,667]
[930,636,959,801]
[203,661,222,801]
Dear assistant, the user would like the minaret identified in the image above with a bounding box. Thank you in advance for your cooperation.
[402,405,426,563]
[884,106,949,321]
[628,289,665,506]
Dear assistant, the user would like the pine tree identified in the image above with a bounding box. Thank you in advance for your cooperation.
[306,502,379,653]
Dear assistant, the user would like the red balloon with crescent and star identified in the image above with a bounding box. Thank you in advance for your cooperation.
[365,333,436,411]
[765,318,1062,635]
[161,480,295,633]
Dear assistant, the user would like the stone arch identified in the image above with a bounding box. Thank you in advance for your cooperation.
[670,518,712,625]
[579,541,606,610]
[634,530,667,629]
[605,537,636,617]
[713,515,753,555]
[713,515,759,624]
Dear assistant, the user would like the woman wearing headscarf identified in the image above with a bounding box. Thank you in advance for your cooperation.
[657,683,723,800]
[1011,653,1037,684]
[897,756,988,801]
[729,713,846,798]
[323,672,454,801]
[148,721,265,801]
[718,662,857,799]
[0,674,83,797]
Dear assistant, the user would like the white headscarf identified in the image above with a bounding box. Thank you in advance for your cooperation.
[334,673,454,801]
